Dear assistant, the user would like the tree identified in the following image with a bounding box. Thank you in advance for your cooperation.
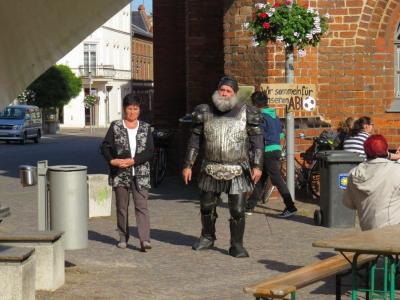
[27,64,82,109]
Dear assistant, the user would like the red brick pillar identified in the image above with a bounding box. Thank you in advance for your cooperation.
[153,0,187,128]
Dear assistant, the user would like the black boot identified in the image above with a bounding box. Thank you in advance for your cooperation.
[192,213,216,251]
[229,217,249,258]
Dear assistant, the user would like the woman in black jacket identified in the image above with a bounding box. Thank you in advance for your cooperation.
[100,94,154,251]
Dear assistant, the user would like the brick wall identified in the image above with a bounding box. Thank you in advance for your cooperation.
[153,0,225,126]
[153,0,187,127]
[223,0,400,149]
[153,1,226,172]
[224,1,268,87]
[186,0,225,112]
[153,0,400,175]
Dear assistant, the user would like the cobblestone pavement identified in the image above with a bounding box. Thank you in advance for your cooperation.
[0,128,388,299]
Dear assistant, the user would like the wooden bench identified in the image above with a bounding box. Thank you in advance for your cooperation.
[0,246,36,300]
[0,231,64,291]
[244,253,376,300]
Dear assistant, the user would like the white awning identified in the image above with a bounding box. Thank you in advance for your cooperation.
[0,0,130,110]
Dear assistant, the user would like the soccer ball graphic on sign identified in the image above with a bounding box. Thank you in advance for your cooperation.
[302,96,316,112]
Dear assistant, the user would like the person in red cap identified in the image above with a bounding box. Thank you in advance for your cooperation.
[343,134,400,230]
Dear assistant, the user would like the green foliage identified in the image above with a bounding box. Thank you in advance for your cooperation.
[16,90,35,103]
[246,1,328,52]
[27,64,82,109]
[84,95,97,108]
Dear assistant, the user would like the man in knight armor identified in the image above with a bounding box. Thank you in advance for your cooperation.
[182,76,264,258]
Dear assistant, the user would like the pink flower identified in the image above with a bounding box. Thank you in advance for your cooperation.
[262,22,271,29]
[259,12,267,18]
[285,0,292,5]
[298,49,307,57]
[273,2,281,8]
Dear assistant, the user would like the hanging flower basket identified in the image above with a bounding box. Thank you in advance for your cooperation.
[245,1,329,55]
[84,95,97,108]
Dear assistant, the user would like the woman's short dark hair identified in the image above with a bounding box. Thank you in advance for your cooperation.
[350,116,371,136]
[122,94,141,110]
[251,91,268,107]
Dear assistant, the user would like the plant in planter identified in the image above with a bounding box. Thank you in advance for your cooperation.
[83,95,97,108]
[23,64,82,133]
[84,94,98,131]
[245,0,328,57]
[244,1,329,200]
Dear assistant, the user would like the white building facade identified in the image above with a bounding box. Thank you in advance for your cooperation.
[58,4,131,128]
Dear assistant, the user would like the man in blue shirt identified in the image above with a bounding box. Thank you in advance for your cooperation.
[246,91,298,218]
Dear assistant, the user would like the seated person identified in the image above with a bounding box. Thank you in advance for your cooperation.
[388,146,400,161]
[343,116,373,157]
[335,117,354,150]
[343,134,400,231]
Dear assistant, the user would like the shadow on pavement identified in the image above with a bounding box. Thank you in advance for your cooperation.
[258,258,301,273]
[149,176,200,202]
[253,208,314,226]
[88,230,141,251]
[128,226,229,255]
[314,251,337,260]
[129,226,197,247]
[89,230,118,245]
[65,261,77,268]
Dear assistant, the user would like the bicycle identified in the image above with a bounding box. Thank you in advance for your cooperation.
[151,128,173,188]
[294,132,336,200]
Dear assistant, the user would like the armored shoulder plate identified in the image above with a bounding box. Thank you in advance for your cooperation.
[192,104,211,124]
[246,105,263,126]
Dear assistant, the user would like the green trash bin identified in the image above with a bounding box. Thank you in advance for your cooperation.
[315,150,364,228]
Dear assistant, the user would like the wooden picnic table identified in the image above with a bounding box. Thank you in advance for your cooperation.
[313,225,400,300]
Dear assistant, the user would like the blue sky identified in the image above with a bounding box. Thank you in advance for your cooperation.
[132,0,152,13]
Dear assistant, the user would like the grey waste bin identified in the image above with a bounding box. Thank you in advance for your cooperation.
[315,151,364,228]
[48,165,88,250]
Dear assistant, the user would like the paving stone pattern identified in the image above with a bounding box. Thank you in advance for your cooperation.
[0,130,385,299]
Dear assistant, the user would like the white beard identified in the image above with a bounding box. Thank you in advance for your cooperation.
[211,91,239,112]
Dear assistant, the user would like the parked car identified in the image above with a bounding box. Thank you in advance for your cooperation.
[0,105,42,144]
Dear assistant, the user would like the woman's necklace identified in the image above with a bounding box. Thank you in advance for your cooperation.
[124,119,138,129]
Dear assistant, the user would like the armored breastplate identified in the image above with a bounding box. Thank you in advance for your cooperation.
[203,105,248,163]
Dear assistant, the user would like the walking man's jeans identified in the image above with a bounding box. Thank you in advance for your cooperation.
[247,150,295,210]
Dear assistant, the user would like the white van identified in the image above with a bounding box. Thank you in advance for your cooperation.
[0,105,42,144]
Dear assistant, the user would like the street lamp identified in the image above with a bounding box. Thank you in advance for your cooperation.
[88,71,93,134]
[105,85,113,125]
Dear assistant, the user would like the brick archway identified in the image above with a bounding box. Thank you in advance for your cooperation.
[356,0,400,47]
[353,0,400,143]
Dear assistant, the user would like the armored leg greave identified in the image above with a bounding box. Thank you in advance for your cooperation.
[229,217,249,257]
[192,192,219,251]
[228,193,249,258]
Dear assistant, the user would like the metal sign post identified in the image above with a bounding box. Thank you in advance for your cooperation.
[285,46,295,200]
[37,160,49,231]
[89,71,93,134]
